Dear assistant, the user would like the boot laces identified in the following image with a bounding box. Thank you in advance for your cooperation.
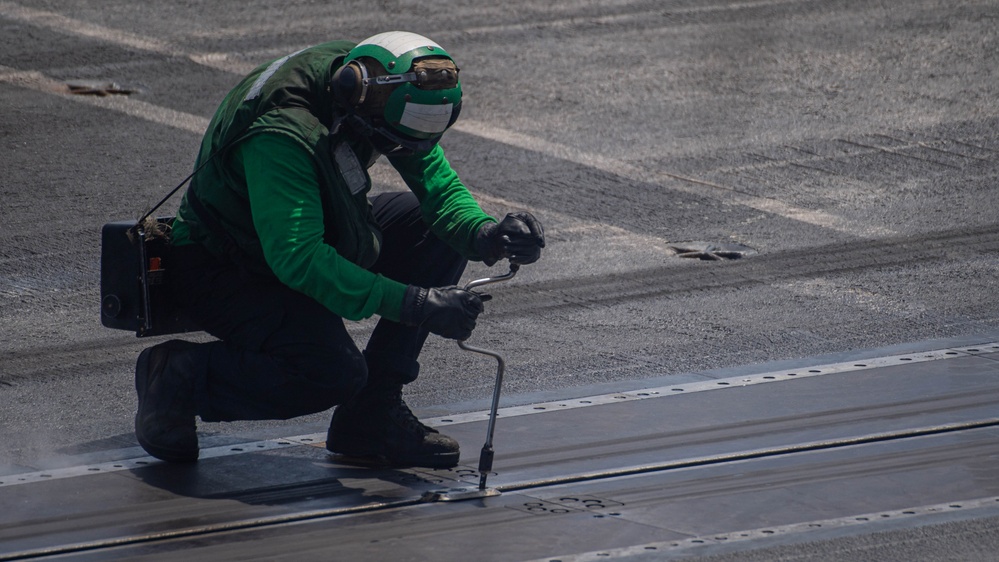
[384,388,437,436]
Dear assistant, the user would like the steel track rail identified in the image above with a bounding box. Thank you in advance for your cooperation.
[5,416,999,561]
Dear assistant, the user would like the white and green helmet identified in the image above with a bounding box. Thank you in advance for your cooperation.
[333,31,462,153]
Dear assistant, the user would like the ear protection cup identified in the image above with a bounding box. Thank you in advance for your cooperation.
[331,60,368,107]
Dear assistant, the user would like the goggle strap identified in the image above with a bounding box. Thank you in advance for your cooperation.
[369,73,418,86]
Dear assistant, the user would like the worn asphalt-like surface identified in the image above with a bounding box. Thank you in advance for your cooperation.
[1,1,998,559]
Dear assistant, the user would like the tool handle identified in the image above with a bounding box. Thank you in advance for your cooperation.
[463,263,520,292]
[460,263,519,492]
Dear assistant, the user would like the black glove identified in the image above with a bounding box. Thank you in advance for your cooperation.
[400,285,489,341]
[475,212,546,266]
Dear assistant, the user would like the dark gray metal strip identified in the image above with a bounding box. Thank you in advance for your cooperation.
[3,342,997,489]
[4,418,998,562]
[526,495,999,561]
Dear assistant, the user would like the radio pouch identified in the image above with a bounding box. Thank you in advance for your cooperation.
[100,218,200,337]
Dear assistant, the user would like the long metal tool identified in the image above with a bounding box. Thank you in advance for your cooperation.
[459,263,520,491]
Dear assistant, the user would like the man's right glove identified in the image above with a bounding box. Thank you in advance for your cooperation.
[400,285,488,341]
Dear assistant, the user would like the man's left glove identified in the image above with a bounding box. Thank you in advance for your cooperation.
[475,212,546,266]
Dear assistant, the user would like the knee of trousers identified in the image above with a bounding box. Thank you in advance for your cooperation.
[289,346,369,412]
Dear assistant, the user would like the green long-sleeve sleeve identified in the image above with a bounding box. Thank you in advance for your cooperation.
[238,133,408,322]
[389,145,497,260]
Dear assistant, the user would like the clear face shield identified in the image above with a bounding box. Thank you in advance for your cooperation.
[341,113,442,156]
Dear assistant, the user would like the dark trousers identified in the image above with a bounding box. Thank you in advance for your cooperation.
[169,192,467,422]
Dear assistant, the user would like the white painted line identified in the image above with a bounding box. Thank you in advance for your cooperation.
[0,1,179,56]
[1,0,889,236]
[452,119,896,237]
[0,64,209,135]
[69,90,209,134]
[461,0,820,35]
[3,342,995,488]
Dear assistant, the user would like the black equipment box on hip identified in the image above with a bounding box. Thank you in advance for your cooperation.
[100,218,199,337]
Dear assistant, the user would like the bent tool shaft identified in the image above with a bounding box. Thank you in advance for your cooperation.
[459,263,519,490]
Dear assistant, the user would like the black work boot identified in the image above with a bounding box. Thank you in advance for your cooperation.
[326,384,460,469]
[134,340,200,462]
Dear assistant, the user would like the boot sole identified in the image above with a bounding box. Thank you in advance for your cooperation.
[135,426,199,463]
[328,450,460,470]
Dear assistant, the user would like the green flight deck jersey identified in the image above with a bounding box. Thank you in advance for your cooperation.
[171,41,496,323]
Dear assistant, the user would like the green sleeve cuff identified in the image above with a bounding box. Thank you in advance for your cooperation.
[375,278,409,322]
